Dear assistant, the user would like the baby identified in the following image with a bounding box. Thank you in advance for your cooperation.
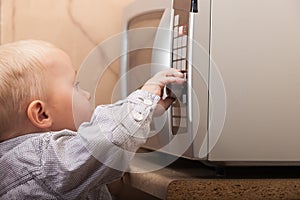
[0,40,184,199]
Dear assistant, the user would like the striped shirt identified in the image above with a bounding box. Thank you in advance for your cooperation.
[0,90,160,200]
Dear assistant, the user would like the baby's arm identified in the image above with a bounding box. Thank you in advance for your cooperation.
[40,68,184,198]
[78,68,184,168]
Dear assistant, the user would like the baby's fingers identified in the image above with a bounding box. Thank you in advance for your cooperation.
[158,68,184,78]
[162,75,185,85]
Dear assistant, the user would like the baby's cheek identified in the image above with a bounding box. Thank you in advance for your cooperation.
[82,101,93,121]
[73,98,93,128]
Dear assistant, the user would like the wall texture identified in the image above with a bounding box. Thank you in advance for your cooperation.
[0,0,134,104]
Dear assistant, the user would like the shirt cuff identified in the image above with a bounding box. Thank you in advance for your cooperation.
[120,90,160,137]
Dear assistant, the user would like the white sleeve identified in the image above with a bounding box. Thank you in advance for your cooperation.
[40,90,160,198]
[78,89,161,171]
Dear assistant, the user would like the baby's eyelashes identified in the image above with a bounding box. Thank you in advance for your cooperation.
[74,81,80,89]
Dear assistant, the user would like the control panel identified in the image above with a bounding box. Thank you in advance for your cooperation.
[169,7,190,135]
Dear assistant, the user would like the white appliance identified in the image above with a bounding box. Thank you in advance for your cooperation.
[120,0,300,165]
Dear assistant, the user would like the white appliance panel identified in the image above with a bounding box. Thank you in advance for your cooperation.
[209,0,300,162]
[121,0,300,165]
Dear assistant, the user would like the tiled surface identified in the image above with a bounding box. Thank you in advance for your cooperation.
[0,0,134,104]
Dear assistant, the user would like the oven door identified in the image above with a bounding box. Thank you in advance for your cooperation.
[120,0,210,160]
[120,0,175,153]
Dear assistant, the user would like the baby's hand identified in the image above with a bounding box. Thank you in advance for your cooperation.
[141,68,185,96]
[141,68,185,116]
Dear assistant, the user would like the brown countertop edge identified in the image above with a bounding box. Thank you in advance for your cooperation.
[166,179,300,200]
[123,151,300,199]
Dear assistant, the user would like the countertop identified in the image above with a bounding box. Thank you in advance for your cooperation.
[110,150,300,200]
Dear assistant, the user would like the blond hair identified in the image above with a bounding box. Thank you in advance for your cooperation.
[0,40,55,133]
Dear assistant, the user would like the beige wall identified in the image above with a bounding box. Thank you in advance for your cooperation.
[0,0,134,104]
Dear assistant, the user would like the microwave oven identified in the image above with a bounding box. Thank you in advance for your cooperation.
[119,0,300,166]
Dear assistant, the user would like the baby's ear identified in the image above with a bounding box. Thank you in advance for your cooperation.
[27,100,52,129]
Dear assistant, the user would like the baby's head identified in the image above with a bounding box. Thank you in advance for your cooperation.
[0,40,92,141]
